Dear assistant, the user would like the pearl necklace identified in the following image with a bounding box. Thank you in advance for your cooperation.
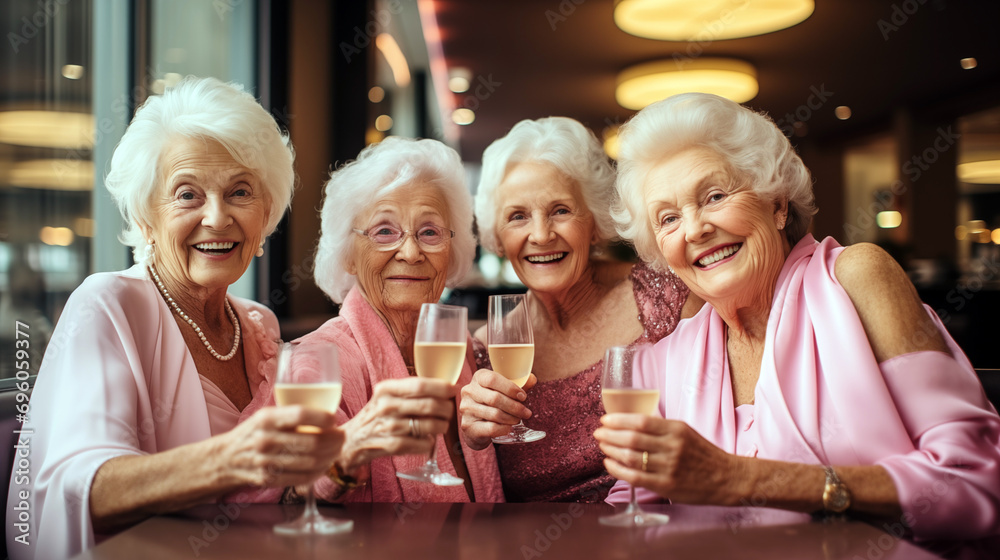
[149,263,241,361]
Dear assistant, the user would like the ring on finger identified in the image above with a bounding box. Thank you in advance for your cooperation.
[641,450,649,472]
[409,418,419,438]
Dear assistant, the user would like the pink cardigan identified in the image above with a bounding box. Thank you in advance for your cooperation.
[609,236,1000,540]
[298,287,504,503]
[6,265,283,560]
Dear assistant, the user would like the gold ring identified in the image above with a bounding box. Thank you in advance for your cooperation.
[641,450,649,472]
[409,418,419,438]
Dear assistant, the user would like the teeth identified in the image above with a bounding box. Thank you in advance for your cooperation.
[527,252,566,263]
[195,242,235,251]
[698,244,740,267]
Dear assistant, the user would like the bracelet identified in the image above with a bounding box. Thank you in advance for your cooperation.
[327,462,360,490]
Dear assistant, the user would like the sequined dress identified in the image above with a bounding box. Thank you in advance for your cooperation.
[473,262,689,502]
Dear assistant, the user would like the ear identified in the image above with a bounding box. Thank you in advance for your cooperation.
[773,197,789,230]
[344,246,357,275]
[137,220,153,242]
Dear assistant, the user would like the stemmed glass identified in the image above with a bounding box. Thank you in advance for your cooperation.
[488,294,546,444]
[599,344,671,527]
[395,303,467,486]
[272,342,354,535]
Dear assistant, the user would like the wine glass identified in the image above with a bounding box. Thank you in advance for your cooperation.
[599,344,670,527]
[272,342,354,535]
[487,294,546,444]
[395,303,467,486]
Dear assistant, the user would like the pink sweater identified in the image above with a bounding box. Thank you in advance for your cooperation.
[298,288,504,503]
[608,236,1000,540]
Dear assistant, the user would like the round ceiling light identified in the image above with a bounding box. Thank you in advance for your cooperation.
[616,58,758,109]
[615,0,814,41]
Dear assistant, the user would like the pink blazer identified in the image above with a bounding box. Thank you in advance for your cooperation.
[299,287,504,503]
[609,236,1000,540]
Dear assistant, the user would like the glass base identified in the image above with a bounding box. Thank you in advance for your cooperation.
[492,423,546,445]
[396,462,465,487]
[274,512,354,535]
[598,508,670,527]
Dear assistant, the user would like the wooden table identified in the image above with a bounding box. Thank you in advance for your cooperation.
[70,502,962,559]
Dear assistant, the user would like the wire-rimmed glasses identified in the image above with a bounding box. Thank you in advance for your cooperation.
[352,223,455,252]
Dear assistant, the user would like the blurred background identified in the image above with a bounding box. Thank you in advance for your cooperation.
[2,0,999,377]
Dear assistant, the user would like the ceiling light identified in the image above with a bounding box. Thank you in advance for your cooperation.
[369,86,385,103]
[61,64,84,79]
[955,225,967,241]
[375,33,411,88]
[993,229,1000,245]
[7,159,94,190]
[957,160,1000,184]
[40,227,74,247]
[375,115,393,132]
[0,111,94,149]
[835,106,851,120]
[960,57,977,70]
[876,211,901,229]
[614,0,814,41]
[449,67,472,93]
[616,58,757,109]
[452,108,475,125]
[74,217,95,238]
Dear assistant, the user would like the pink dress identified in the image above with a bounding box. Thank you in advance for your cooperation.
[608,236,1000,541]
[474,262,689,502]
[298,287,504,504]
[6,265,283,560]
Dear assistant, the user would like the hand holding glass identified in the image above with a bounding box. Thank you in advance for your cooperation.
[395,303,467,486]
[272,342,353,535]
[488,294,546,444]
[599,344,670,527]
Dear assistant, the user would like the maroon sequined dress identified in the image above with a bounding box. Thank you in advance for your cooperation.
[473,262,689,502]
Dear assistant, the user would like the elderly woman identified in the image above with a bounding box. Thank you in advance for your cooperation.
[299,137,503,503]
[596,93,1000,540]
[5,78,346,560]
[459,117,701,503]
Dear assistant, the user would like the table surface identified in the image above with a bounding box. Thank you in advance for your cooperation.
[70,502,969,560]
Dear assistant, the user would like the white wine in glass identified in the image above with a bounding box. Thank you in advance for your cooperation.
[396,303,467,487]
[272,342,353,535]
[488,294,546,444]
[598,344,670,527]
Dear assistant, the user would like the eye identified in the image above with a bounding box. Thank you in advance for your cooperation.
[509,212,526,222]
[418,226,442,239]
[179,191,196,201]
[553,207,571,216]
[232,187,250,197]
[708,192,726,203]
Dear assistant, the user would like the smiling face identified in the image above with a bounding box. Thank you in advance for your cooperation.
[346,182,452,315]
[643,147,788,310]
[494,161,596,296]
[145,136,269,298]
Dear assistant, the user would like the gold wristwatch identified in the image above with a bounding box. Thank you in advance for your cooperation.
[328,462,359,490]
[822,466,851,513]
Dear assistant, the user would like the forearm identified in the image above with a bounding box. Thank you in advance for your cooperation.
[90,437,239,533]
[736,457,902,518]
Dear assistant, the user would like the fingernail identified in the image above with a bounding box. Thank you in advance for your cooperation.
[517,391,526,401]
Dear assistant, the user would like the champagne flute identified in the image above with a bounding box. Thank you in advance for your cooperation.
[272,342,354,535]
[599,344,670,527]
[395,303,467,486]
[487,294,546,444]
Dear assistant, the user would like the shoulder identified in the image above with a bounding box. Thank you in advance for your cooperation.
[834,243,948,361]
[65,268,157,319]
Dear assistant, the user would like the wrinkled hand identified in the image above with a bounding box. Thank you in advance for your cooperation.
[219,405,345,489]
[337,377,456,473]
[459,368,538,450]
[594,414,745,505]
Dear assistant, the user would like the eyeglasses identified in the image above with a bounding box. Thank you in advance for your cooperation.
[352,223,455,252]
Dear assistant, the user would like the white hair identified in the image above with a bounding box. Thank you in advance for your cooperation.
[314,137,475,304]
[475,117,617,255]
[612,93,816,270]
[104,76,295,265]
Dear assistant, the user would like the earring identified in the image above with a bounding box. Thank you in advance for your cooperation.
[143,239,155,262]
[777,215,787,230]
[256,244,264,258]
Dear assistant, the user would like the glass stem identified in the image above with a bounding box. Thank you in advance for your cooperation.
[426,435,438,465]
[302,486,320,521]
[625,484,640,516]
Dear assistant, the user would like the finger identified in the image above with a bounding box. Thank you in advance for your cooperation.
[593,426,662,452]
[465,419,514,440]
[461,400,524,426]
[367,434,436,457]
[475,369,529,401]
[260,406,339,431]
[521,373,538,391]
[377,396,455,421]
[597,441,647,470]
[375,377,457,399]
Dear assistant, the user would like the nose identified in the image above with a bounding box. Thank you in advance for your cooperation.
[202,195,233,230]
[393,233,425,264]
[527,216,555,245]
[683,211,713,243]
